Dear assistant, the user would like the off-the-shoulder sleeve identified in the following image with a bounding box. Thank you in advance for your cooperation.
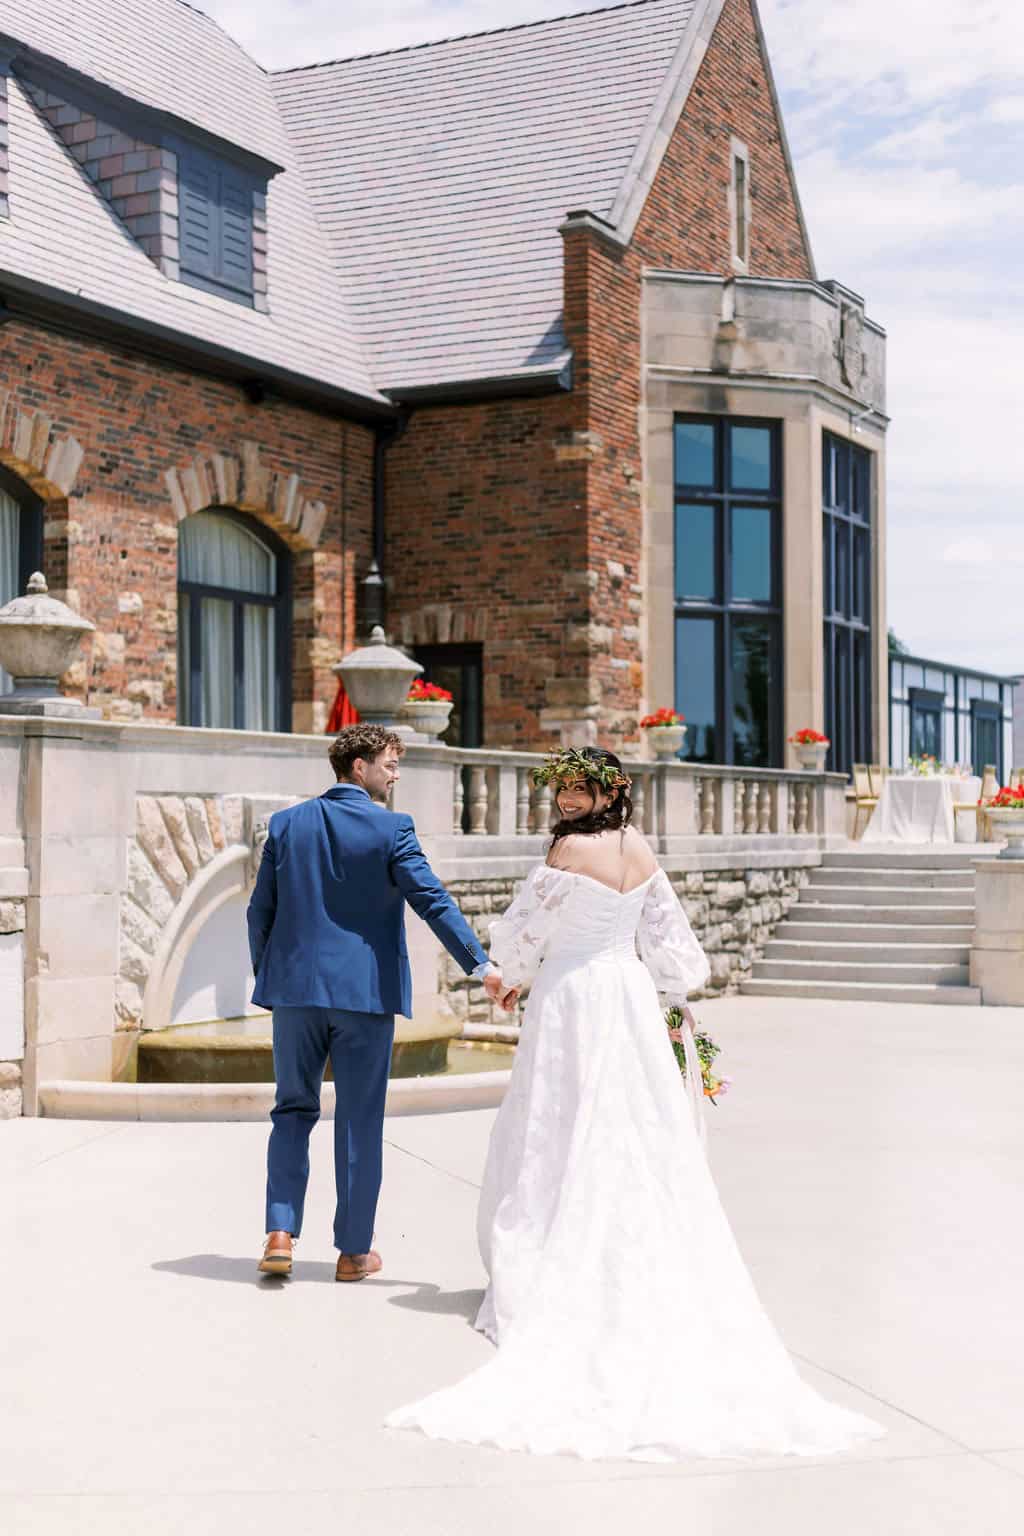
[636,868,711,1002]
[488,864,574,990]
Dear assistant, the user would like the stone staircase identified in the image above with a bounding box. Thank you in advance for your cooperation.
[741,848,989,1004]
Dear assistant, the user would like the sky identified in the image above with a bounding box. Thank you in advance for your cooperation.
[199,0,1024,675]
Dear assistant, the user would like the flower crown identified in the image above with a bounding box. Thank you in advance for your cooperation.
[531,747,632,796]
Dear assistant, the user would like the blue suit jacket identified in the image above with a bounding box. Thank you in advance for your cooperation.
[246,783,488,1017]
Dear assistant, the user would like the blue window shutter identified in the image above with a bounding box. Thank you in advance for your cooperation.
[176,141,257,305]
[219,167,254,295]
[179,146,217,282]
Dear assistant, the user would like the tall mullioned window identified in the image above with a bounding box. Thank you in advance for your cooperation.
[177,510,291,731]
[673,416,782,767]
[822,433,873,774]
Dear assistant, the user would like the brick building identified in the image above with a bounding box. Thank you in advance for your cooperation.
[0,0,888,770]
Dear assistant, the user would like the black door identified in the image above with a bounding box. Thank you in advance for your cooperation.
[411,643,483,748]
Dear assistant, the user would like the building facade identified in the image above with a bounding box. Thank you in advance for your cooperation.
[0,0,887,768]
[889,653,1016,781]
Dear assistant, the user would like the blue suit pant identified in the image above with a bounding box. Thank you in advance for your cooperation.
[266,1006,395,1253]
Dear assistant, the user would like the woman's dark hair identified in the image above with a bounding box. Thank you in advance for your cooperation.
[549,747,634,846]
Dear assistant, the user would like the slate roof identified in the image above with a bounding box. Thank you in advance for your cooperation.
[0,0,382,407]
[0,0,281,167]
[0,0,712,406]
[272,0,697,394]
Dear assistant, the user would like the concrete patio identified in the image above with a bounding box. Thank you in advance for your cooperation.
[4,994,1024,1535]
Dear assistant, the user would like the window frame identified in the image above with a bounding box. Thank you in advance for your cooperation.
[729,136,751,273]
[822,432,874,775]
[672,414,784,768]
[170,135,261,309]
[177,508,292,732]
[0,467,44,593]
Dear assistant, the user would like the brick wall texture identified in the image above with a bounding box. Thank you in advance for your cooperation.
[387,0,813,749]
[0,316,374,729]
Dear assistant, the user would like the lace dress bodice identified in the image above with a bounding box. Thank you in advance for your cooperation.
[489,863,711,1002]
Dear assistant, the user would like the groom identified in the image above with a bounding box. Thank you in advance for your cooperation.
[247,723,510,1281]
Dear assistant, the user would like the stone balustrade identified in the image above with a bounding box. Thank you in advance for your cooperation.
[0,716,849,1116]
[435,747,843,849]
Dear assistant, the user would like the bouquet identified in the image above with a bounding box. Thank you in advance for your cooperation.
[788,727,829,746]
[665,1006,731,1105]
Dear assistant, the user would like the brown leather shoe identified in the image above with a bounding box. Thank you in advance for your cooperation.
[335,1250,382,1283]
[258,1230,293,1275]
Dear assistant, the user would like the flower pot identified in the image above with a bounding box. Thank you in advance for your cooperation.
[985,808,1024,861]
[399,698,454,742]
[793,743,828,772]
[646,724,686,760]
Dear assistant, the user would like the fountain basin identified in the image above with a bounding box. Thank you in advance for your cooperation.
[136,1017,513,1085]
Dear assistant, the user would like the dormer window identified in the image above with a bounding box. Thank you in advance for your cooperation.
[730,137,750,272]
[175,141,263,308]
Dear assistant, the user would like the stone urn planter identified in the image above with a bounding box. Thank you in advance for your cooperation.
[332,626,422,733]
[0,572,98,718]
[399,698,454,742]
[985,809,1024,861]
[646,723,686,760]
[790,733,830,771]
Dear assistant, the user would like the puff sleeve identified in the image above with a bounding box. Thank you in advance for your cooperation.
[636,868,711,1003]
[488,864,575,991]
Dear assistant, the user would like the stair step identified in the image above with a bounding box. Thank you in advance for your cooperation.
[740,978,982,1005]
[808,867,975,890]
[801,885,971,907]
[821,850,993,871]
[755,959,969,984]
[783,903,975,925]
[764,940,970,965]
[776,921,975,945]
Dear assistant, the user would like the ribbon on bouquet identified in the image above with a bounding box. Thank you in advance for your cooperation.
[679,1010,708,1152]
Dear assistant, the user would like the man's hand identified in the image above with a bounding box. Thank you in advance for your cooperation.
[483,973,519,1013]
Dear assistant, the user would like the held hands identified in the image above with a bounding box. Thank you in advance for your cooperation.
[483,971,520,1013]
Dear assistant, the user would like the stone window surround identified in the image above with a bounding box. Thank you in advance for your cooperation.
[728,135,751,275]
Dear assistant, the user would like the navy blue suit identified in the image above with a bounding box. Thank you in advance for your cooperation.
[247,781,489,1250]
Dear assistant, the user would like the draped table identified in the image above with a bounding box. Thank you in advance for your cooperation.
[861,774,982,845]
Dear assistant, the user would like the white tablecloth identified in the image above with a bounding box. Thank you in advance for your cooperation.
[861,775,982,845]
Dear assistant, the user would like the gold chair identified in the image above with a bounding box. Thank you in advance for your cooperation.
[867,763,886,797]
[955,763,999,842]
[852,762,878,838]
[1010,768,1023,790]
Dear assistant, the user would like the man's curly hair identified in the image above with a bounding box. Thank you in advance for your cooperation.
[328,724,406,780]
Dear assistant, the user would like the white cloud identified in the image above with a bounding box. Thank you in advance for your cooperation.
[942,538,995,566]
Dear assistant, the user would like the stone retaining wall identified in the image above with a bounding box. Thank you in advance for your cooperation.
[441,863,810,1029]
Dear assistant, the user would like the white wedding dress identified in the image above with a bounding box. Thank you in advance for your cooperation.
[386,863,885,1461]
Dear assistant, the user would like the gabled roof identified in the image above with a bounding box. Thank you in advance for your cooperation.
[272,0,700,396]
[0,0,382,409]
[0,0,281,168]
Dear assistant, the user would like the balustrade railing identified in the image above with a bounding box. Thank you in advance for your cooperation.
[428,748,839,844]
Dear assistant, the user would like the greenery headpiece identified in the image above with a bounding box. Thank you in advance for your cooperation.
[532,747,632,796]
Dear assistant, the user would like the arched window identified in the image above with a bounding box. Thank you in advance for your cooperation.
[0,471,44,694]
[177,510,291,731]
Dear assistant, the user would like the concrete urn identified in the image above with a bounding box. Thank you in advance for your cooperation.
[646,724,687,760]
[333,626,423,728]
[985,809,1024,861]
[0,572,97,717]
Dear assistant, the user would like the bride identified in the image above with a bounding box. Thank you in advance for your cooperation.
[387,746,885,1462]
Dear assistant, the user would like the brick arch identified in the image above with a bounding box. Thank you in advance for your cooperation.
[163,439,327,550]
[0,392,85,500]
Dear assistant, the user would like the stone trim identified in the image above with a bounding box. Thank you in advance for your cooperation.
[163,441,327,548]
[119,793,297,1031]
[0,391,85,500]
[0,895,25,1118]
[398,603,490,647]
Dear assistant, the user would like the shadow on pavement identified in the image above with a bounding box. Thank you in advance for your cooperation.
[152,1253,336,1284]
[382,1282,485,1321]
